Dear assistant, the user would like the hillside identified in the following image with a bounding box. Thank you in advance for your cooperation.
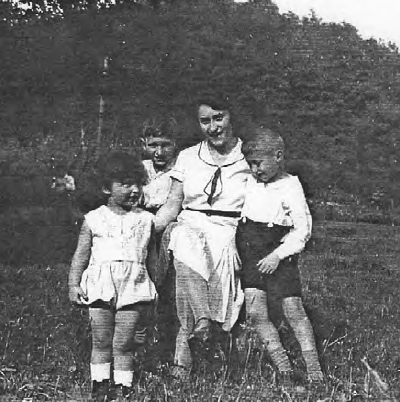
[1,0,399,222]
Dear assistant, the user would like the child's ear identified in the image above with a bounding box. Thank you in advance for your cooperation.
[276,150,284,161]
[140,138,147,151]
[102,186,111,195]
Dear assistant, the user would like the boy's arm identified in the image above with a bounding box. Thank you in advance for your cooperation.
[273,180,312,260]
[68,219,92,303]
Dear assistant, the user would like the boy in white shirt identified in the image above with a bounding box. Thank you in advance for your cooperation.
[140,117,179,364]
[236,126,324,389]
[141,117,178,214]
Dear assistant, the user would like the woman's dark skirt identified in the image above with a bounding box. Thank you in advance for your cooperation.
[236,219,302,300]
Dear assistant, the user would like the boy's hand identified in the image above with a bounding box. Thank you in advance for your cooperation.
[257,252,281,274]
[69,285,88,305]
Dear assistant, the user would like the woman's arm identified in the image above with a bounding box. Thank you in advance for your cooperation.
[68,219,92,304]
[154,178,184,232]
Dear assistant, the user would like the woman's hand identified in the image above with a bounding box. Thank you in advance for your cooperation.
[257,252,281,274]
[69,285,88,304]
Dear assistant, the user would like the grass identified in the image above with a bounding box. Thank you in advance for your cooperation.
[1,220,400,401]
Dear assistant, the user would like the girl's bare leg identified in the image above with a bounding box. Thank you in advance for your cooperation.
[245,288,292,373]
[282,297,323,382]
[89,307,114,382]
[113,307,142,387]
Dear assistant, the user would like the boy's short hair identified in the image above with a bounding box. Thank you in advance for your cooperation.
[97,151,147,190]
[242,126,285,157]
[142,117,178,141]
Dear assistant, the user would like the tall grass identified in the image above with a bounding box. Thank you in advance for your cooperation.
[0,221,399,400]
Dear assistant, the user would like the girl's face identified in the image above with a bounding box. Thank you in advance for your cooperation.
[143,136,176,171]
[246,151,283,183]
[108,178,142,211]
[198,104,233,151]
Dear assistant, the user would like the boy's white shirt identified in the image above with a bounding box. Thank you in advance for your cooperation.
[241,174,312,260]
[142,159,174,209]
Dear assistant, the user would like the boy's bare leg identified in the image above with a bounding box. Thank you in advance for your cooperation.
[282,297,324,382]
[245,288,292,373]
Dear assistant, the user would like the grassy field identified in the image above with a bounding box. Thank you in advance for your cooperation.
[0,220,399,401]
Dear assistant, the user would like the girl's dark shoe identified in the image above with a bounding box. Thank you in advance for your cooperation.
[90,380,110,402]
[109,384,132,402]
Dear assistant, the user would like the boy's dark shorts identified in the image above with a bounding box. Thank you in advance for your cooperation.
[236,219,302,300]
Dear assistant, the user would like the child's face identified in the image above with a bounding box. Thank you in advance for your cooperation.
[109,179,142,210]
[246,151,282,183]
[143,136,176,170]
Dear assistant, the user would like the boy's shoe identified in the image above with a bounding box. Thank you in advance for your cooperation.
[278,371,295,391]
[307,370,325,384]
[169,365,191,382]
[90,380,110,402]
[307,371,326,396]
[108,384,132,402]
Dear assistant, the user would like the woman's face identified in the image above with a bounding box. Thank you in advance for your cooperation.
[198,104,233,150]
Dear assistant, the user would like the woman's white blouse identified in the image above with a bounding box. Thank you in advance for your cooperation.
[170,140,250,212]
[241,174,312,260]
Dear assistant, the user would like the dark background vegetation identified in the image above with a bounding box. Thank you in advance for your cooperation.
[1,2,400,400]
[1,0,399,266]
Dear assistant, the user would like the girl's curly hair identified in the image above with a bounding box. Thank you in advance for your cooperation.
[97,151,148,191]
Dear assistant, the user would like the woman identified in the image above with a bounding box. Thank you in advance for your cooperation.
[154,94,251,377]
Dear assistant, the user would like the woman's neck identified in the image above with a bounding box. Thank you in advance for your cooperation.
[207,137,238,162]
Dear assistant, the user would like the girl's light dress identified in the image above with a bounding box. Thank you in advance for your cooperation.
[80,205,157,310]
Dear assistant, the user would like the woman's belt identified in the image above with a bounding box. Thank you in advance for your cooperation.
[185,208,241,218]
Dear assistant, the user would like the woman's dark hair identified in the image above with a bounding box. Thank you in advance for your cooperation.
[195,90,234,112]
[97,151,147,191]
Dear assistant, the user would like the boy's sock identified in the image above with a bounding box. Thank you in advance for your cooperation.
[113,370,134,387]
[302,350,323,376]
[269,347,292,373]
[90,362,111,382]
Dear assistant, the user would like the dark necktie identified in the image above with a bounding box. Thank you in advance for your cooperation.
[207,167,222,205]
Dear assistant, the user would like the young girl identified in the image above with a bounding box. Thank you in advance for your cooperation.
[68,151,157,401]
[236,127,324,389]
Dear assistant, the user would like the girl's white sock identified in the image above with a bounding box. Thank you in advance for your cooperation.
[114,370,134,387]
[90,363,111,382]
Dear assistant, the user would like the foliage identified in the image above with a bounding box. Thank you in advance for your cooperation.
[1,0,399,215]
